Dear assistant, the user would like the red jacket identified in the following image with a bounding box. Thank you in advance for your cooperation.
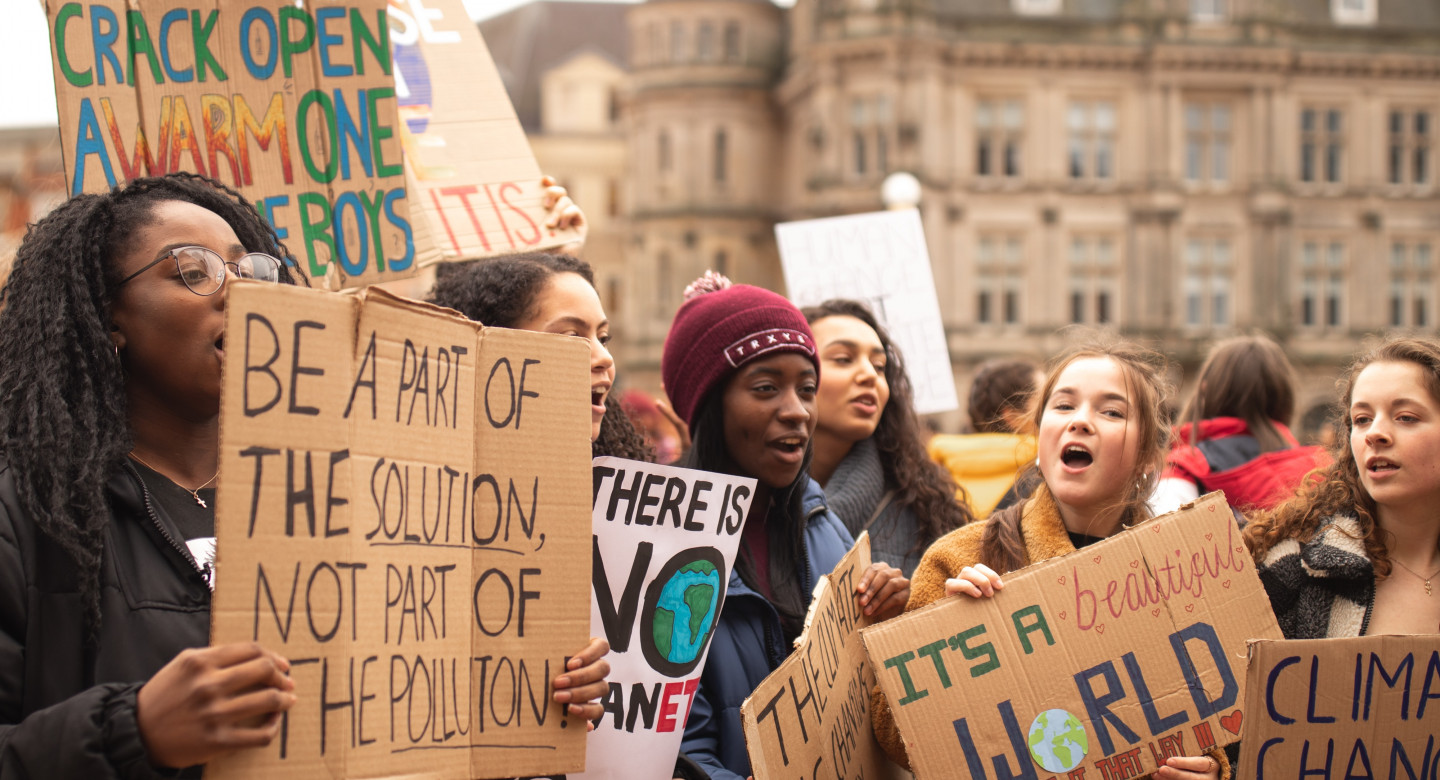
[1164,418,1329,511]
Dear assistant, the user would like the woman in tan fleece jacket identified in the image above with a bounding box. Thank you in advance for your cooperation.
[870,341,1232,780]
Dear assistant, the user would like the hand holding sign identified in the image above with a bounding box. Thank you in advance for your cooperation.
[945,563,1005,598]
[552,636,611,724]
[137,643,297,769]
[857,561,910,621]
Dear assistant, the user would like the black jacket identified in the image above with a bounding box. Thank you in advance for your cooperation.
[0,459,211,778]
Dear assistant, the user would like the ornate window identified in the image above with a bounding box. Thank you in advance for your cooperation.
[1389,241,1434,328]
[976,235,1024,326]
[851,96,892,179]
[1299,241,1346,329]
[1068,236,1119,325]
[669,20,685,62]
[976,99,1024,180]
[1299,108,1344,184]
[697,22,717,62]
[1068,101,1116,181]
[1185,103,1231,184]
[1183,238,1232,329]
[1388,109,1432,188]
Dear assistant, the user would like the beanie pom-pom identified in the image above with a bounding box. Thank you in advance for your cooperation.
[682,271,733,301]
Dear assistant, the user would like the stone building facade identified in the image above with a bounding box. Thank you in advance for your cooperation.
[487,0,1440,434]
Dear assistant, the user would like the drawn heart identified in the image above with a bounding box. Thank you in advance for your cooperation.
[1058,611,1068,620]
[1185,604,1195,613]
[1058,575,1067,585]
[1222,580,1232,589]
[1220,710,1243,734]
[1095,624,1106,634]
[1092,556,1102,564]
[1208,505,1217,512]
[1151,608,1161,617]
[1130,560,1140,568]
[1153,526,1163,533]
[1205,533,1214,541]
[1236,546,1245,554]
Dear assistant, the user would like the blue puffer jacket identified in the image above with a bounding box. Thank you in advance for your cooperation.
[679,478,854,780]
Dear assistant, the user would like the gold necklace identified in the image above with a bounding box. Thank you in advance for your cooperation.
[129,452,219,508]
[1390,557,1440,597]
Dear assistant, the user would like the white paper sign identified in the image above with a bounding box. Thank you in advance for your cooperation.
[574,457,756,780]
[776,209,959,414]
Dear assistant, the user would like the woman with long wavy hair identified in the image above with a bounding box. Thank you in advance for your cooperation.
[1245,337,1440,639]
[802,299,975,574]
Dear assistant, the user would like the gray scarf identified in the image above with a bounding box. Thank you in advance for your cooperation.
[825,438,889,532]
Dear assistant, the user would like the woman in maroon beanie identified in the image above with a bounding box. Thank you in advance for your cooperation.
[663,273,909,780]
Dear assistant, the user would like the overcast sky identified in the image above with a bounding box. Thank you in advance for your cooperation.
[0,0,641,130]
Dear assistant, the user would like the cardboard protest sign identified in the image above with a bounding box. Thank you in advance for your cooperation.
[577,457,757,780]
[46,0,413,289]
[388,0,584,269]
[1241,635,1440,780]
[775,209,957,415]
[743,533,902,780]
[863,492,1283,780]
[208,282,592,779]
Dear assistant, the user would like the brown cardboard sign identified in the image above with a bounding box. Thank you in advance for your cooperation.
[207,282,592,778]
[387,0,584,269]
[863,493,1284,780]
[45,0,415,289]
[742,533,898,780]
[1241,636,1440,780]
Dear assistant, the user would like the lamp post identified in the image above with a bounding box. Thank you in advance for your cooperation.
[880,171,922,210]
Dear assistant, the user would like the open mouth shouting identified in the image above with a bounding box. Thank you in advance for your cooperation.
[849,392,879,415]
[591,382,610,417]
[1060,443,1094,471]
[1365,456,1399,475]
[768,432,809,465]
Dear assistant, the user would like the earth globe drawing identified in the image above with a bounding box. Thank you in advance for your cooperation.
[641,548,727,677]
[1027,709,1089,773]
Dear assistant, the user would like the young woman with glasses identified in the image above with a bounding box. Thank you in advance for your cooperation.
[0,173,609,777]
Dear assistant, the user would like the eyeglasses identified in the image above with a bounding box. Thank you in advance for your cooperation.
[116,246,283,296]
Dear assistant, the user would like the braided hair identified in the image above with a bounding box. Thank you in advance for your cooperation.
[429,252,654,462]
[0,173,302,640]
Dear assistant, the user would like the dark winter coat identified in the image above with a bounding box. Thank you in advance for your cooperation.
[1255,513,1374,639]
[679,478,854,780]
[0,459,211,778]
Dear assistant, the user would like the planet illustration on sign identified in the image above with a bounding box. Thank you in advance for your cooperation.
[1027,708,1089,773]
[641,547,727,677]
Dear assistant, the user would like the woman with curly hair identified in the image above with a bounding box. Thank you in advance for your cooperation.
[428,252,653,461]
[802,300,975,574]
[0,174,611,778]
[1245,337,1440,639]
[0,173,302,776]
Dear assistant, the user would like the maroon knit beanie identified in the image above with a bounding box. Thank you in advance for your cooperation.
[662,277,818,428]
